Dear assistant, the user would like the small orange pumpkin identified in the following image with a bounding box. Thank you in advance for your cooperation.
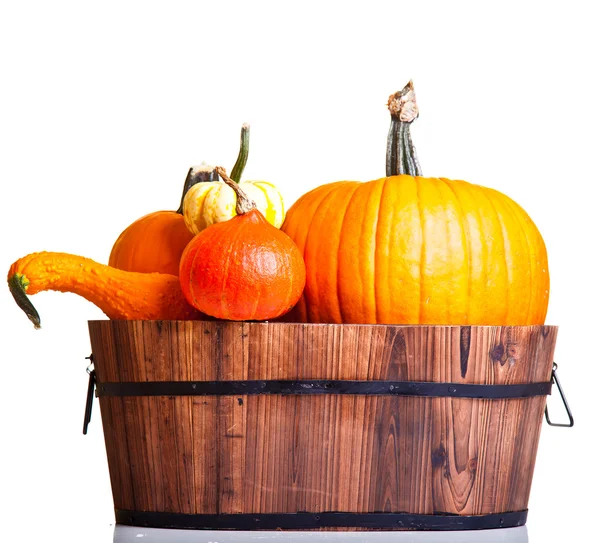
[109,166,217,275]
[179,167,306,321]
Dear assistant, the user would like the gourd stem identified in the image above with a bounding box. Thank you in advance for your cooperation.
[386,80,422,177]
[215,166,256,215]
[8,274,40,329]
[230,123,250,184]
[176,165,218,214]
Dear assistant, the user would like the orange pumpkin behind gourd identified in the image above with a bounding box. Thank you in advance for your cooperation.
[281,82,549,325]
[108,166,217,275]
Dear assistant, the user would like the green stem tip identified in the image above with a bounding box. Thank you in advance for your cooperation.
[230,123,250,184]
[8,273,41,329]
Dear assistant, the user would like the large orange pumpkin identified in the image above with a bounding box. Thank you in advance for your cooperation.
[281,82,549,325]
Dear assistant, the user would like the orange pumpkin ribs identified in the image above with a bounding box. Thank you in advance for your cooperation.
[281,82,549,325]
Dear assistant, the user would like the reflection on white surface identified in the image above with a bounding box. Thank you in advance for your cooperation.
[113,525,528,543]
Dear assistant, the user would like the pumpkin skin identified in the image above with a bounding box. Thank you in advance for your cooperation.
[180,168,305,321]
[109,166,218,275]
[183,179,285,234]
[109,211,194,276]
[281,175,549,325]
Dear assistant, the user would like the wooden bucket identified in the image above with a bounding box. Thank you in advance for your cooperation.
[88,320,557,531]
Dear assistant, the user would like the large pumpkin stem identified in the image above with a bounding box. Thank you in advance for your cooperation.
[215,166,256,215]
[230,123,250,184]
[176,165,218,214]
[386,80,422,177]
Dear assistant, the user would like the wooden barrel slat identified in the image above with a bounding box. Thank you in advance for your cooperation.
[91,324,136,511]
[88,321,557,527]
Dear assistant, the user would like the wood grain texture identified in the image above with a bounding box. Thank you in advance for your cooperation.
[88,321,557,523]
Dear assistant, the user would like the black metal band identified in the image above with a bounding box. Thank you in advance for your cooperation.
[115,509,527,531]
[96,379,551,399]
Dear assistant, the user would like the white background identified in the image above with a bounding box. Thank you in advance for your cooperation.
[1,2,598,541]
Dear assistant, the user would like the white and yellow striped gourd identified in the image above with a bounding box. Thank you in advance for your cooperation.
[183,168,285,234]
[183,124,286,234]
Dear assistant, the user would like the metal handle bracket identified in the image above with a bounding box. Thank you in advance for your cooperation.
[83,354,96,435]
[545,362,574,427]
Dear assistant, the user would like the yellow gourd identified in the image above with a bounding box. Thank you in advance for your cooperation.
[183,124,285,234]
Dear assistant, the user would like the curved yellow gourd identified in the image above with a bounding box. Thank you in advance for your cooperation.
[7,252,202,328]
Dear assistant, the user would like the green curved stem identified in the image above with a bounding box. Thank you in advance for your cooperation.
[8,274,41,329]
[230,123,250,183]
